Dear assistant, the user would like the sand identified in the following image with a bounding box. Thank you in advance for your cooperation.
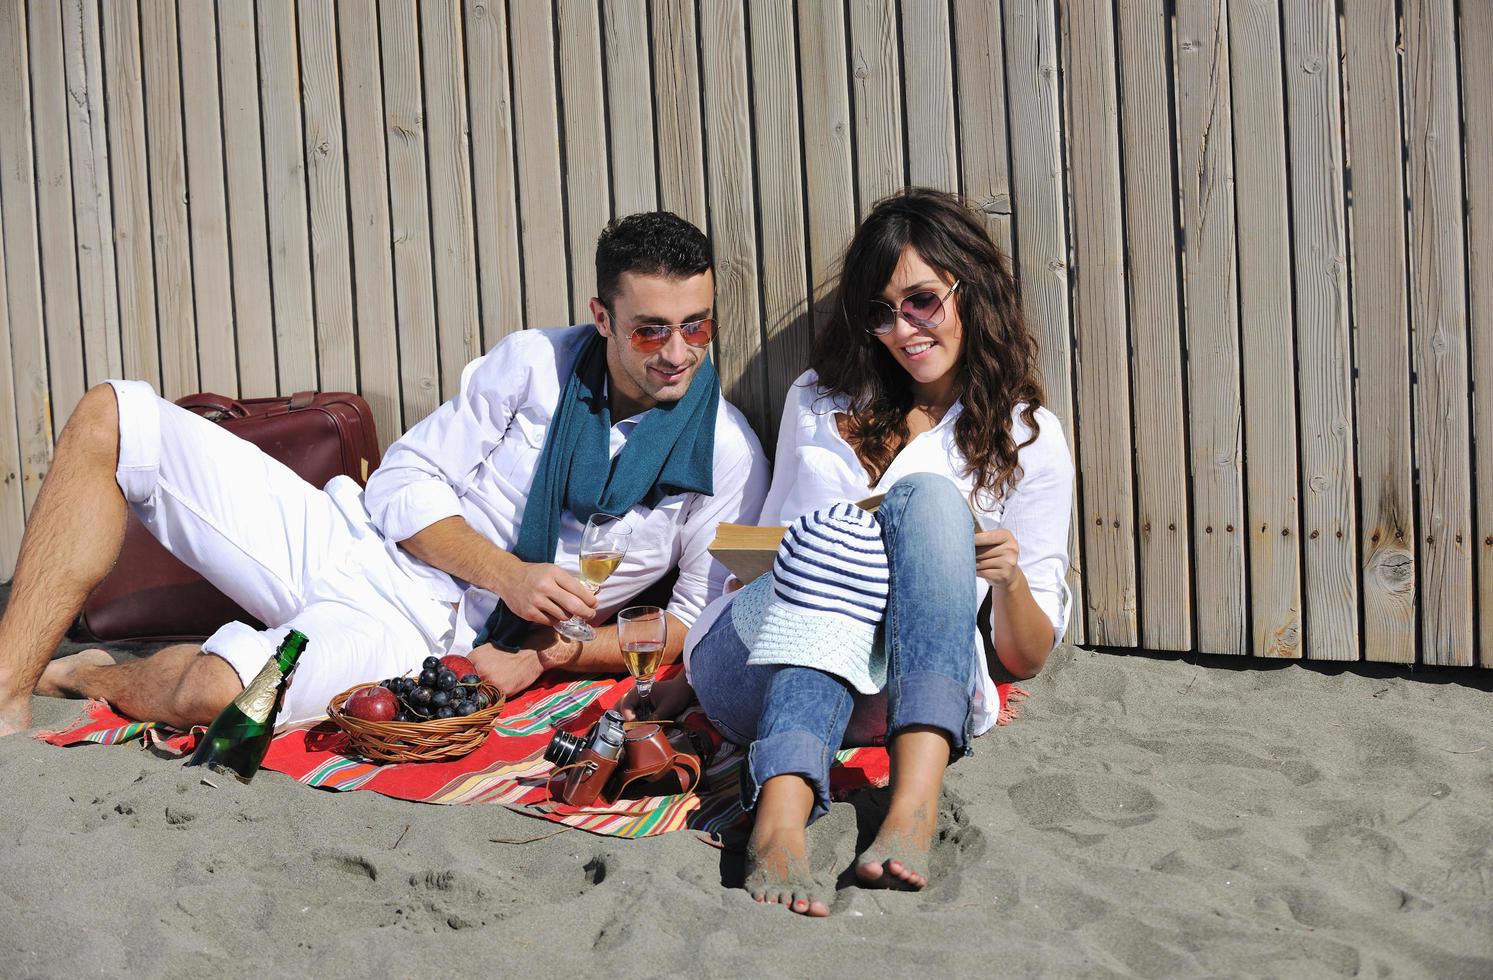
[3,633,1492,978]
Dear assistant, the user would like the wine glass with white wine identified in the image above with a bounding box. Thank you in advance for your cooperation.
[555,514,631,642]
[618,605,666,720]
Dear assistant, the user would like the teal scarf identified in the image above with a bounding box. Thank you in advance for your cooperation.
[477,331,719,649]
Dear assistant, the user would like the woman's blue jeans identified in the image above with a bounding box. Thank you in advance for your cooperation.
[689,473,977,821]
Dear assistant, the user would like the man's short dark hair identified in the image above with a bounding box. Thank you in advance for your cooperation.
[594,212,713,307]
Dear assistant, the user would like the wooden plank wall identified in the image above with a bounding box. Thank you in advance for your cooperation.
[0,0,1487,668]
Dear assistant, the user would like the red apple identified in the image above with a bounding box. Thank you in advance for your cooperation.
[345,684,397,721]
[440,654,478,678]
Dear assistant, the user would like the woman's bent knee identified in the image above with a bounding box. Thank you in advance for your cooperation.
[882,473,975,541]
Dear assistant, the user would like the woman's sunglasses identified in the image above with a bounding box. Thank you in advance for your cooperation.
[865,281,960,335]
[607,308,717,354]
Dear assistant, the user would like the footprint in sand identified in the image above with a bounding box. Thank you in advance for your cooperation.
[312,848,379,880]
[582,853,610,885]
[1008,772,1161,842]
[381,867,503,932]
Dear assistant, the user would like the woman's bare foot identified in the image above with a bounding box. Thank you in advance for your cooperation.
[35,649,115,698]
[744,820,830,917]
[854,726,950,890]
[744,774,830,916]
[854,797,935,889]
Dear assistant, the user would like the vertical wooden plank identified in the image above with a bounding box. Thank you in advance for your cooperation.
[1001,0,1083,644]
[299,0,358,393]
[27,0,87,432]
[177,0,238,395]
[1228,0,1302,658]
[797,0,855,330]
[1403,0,1473,666]
[0,197,25,577]
[748,0,812,423]
[140,0,198,399]
[420,0,482,398]
[1281,2,1358,660]
[463,0,523,351]
[257,0,317,393]
[61,0,123,384]
[899,0,956,192]
[0,0,55,509]
[651,0,706,228]
[698,0,766,440]
[1175,0,1246,655]
[1114,0,1190,651]
[100,0,160,388]
[379,0,441,422]
[1341,0,1415,664]
[848,0,903,210]
[1060,0,1135,646]
[556,0,611,317]
[216,0,275,397]
[1462,2,1493,667]
[337,0,401,447]
[952,0,1013,254]
[509,0,570,326]
[603,0,656,215]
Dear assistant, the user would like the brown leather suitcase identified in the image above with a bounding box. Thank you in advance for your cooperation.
[80,391,383,642]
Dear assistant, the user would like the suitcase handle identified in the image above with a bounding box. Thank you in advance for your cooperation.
[177,391,318,421]
[176,393,249,421]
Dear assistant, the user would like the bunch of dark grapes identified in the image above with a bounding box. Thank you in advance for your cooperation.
[382,656,489,723]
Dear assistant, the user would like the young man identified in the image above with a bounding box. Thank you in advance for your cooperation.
[0,212,769,736]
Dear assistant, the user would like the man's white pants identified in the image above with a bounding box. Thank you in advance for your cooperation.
[106,380,458,726]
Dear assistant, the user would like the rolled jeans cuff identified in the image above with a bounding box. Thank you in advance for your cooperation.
[744,729,836,823]
[889,670,971,753]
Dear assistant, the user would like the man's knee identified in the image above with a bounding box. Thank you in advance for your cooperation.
[171,651,243,724]
[63,384,123,462]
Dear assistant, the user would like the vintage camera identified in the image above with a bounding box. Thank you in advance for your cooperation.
[544,709,704,807]
[544,709,627,807]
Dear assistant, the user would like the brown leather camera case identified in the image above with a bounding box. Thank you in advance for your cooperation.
[613,724,703,799]
[80,391,382,642]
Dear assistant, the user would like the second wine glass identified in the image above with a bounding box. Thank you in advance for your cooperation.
[618,605,666,720]
[556,514,631,642]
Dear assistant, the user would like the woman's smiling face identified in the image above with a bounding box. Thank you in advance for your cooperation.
[872,246,966,401]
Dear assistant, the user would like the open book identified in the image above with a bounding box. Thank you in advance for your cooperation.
[707,494,887,584]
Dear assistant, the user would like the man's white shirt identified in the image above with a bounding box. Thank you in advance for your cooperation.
[364,324,770,651]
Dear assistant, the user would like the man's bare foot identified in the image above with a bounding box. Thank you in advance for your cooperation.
[744,821,830,917]
[35,649,115,698]
[0,697,32,737]
[854,799,936,890]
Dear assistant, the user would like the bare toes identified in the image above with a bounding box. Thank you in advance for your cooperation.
[855,853,927,891]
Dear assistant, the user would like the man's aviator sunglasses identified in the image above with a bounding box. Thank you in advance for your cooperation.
[865,280,960,335]
[605,307,717,354]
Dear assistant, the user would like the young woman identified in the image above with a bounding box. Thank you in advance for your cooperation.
[626,187,1074,916]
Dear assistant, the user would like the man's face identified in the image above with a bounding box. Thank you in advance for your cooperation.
[591,269,715,414]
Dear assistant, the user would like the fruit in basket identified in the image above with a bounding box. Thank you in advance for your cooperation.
[357,663,492,725]
[440,654,478,678]
[345,685,398,721]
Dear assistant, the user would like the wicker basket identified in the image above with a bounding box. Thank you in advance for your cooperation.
[326,681,506,763]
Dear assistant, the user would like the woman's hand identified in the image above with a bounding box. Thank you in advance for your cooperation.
[617,674,698,722]
[975,528,1026,593]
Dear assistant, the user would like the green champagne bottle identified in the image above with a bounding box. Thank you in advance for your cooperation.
[185,629,308,782]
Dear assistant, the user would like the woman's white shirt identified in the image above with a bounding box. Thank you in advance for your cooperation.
[685,369,1074,736]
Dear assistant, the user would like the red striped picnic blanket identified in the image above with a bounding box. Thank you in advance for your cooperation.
[38,666,1026,839]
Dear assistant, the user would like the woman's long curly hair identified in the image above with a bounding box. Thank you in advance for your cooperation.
[809,187,1045,501]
